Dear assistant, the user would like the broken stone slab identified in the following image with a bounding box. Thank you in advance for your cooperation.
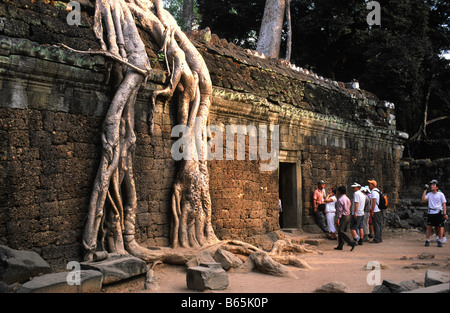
[382,279,407,293]
[399,280,421,291]
[80,253,147,285]
[0,245,52,284]
[186,251,216,269]
[403,282,450,294]
[186,262,229,291]
[16,270,103,293]
[372,284,391,293]
[213,249,243,271]
[424,269,450,287]
[314,281,349,293]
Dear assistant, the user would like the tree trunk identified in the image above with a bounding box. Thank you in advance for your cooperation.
[182,0,194,31]
[256,0,286,58]
[73,1,314,278]
[79,0,217,261]
[284,0,292,62]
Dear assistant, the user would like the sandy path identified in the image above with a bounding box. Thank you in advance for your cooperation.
[103,229,449,293]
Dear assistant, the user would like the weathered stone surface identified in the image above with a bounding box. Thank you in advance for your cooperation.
[186,262,229,291]
[314,281,349,293]
[213,249,243,271]
[16,270,103,293]
[249,251,293,277]
[234,258,255,274]
[372,284,391,293]
[80,253,147,285]
[382,279,407,293]
[186,251,216,269]
[0,245,52,284]
[424,269,450,287]
[403,282,450,294]
[398,280,420,291]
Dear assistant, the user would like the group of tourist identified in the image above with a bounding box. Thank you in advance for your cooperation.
[313,179,448,251]
[313,180,383,251]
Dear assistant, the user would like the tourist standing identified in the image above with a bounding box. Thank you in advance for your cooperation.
[368,180,383,243]
[422,180,448,247]
[313,180,328,233]
[334,186,356,251]
[279,198,283,228]
[324,188,337,239]
[350,182,365,245]
[361,186,371,242]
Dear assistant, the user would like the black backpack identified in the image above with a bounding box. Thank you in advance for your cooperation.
[375,189,388,210]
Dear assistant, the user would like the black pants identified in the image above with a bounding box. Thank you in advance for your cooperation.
[373,211,383,241]
[314,204,328,232]
[336,215,354,248]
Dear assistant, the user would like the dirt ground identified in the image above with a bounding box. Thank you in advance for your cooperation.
[103,229,450,293]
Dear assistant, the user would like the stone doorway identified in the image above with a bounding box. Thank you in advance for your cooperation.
[278,161,302,229]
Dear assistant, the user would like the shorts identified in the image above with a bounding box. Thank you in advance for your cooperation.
[427,212,444,227]
[350,215,364,230]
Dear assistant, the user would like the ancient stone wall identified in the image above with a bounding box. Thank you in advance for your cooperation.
[0,1,406,268]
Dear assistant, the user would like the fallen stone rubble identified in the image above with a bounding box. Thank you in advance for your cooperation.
[372,269,450,293]
[0,244,147,293]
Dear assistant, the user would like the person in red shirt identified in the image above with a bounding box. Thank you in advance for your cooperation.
[313,180,328,233]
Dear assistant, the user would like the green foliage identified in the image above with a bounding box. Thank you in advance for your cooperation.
[163,0,201,30]
[197,0,266,49]
[195,0,449,139]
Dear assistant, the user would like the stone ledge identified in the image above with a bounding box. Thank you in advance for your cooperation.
[403,283,450,294]
[80,253,148,285]
[16,270,103,293]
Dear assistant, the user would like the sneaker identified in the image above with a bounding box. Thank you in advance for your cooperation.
[358,238,363,246]
[442,237,447,244]
[437,241,443,247]
[425,240,430,247]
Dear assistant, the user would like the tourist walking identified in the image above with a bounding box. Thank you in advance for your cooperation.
[334,186,357,251]
[368,180,383,243]
[422,180,448,247]
[324,188,337,239]
[350,182,366,245]
[313,180,328,233]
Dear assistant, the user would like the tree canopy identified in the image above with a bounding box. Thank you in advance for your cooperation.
[166,0,450,142]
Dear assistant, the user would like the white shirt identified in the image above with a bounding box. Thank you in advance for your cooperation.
[352,190,366,216]
[325,196,337,213]
[370,189,380,213]
[425,191,447,214]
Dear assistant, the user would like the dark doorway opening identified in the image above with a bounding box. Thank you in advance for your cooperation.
[279,162,298,229]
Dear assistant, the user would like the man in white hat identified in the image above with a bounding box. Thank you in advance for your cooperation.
[350,182,366,245]
[422,180,447,247]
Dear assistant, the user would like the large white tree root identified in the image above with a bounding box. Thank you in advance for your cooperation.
[74,0,314,277]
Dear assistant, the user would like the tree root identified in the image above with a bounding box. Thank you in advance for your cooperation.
[121,238,314,278]
[79,0,315,280]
